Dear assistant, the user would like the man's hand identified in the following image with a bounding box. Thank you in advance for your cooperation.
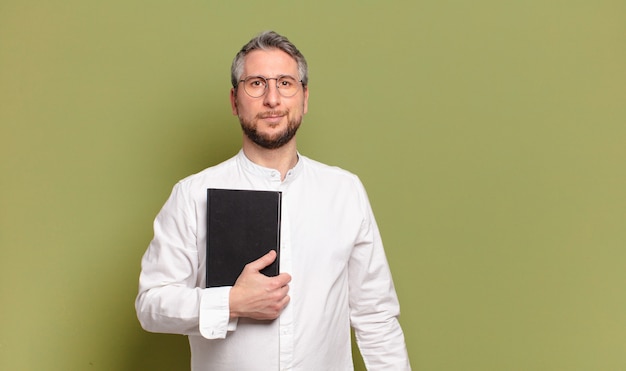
[229,250,291,320]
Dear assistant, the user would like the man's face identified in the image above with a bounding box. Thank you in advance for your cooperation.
[230,49,309,149]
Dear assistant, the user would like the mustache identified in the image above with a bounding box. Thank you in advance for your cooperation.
[256,110,289,119]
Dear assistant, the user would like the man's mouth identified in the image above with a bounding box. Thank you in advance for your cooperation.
[258,111,288,119]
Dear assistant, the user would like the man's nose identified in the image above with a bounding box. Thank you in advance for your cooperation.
[263,81,281,107]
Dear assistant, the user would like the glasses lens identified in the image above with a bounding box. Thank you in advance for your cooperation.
[243,76,267,97]
[277,76,299,97]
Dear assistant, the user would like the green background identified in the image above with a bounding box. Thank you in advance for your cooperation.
[1,1,625,370]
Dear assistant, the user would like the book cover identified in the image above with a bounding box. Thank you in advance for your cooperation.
[206,188,282,287]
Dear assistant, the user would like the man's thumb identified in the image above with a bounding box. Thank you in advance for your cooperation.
[247,250,276,271]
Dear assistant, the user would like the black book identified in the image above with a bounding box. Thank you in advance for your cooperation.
[206,188,282,287]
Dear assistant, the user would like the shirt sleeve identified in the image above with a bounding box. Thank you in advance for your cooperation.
[348,180,412,371]
[135,182,238,339]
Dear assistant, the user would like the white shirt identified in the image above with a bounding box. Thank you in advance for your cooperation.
[136,150,411,370]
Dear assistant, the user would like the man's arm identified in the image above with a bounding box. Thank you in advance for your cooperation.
[134,183,230,337]
[349,182,411,370]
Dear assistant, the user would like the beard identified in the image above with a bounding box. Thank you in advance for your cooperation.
[238,110,302,150]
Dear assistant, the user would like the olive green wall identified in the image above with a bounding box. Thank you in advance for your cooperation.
[1,1,625,370]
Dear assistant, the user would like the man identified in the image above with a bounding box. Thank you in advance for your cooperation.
[136,30,411,370]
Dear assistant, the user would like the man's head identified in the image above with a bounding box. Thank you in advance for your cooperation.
[231,31,308,89]
[230,31,309,150]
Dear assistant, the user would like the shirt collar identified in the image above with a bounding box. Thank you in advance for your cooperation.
[236,149,303,182]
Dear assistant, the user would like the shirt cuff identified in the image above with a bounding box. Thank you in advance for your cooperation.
[199,286,239,339]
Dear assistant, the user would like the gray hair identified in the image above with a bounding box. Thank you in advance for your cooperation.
[231,31,308,88]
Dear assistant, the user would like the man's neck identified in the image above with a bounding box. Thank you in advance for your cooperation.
[242,139,298,181]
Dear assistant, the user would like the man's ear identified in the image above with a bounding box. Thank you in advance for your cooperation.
[230,88,238,115]
[303,86,309,115]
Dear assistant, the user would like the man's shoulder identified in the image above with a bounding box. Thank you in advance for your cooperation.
[300,155,361,183]
[177,153,239,186]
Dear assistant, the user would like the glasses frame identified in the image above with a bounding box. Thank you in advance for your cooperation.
[238,75,304,98]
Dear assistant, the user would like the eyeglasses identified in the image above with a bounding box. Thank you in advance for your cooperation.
[238,75,303,98]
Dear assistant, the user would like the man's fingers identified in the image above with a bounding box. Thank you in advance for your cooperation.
[272,273,292,288]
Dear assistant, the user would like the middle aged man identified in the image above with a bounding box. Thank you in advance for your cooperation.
[136,30,411,370]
